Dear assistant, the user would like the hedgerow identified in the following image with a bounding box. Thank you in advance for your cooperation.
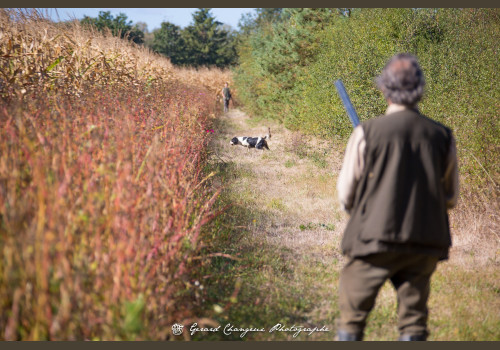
[235,8,499,191]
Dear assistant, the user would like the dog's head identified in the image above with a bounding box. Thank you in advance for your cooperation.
[230,137,240,146]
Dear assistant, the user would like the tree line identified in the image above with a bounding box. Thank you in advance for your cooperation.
[80,8,238,68]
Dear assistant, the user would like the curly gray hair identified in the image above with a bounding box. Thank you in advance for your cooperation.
[376,53,425,106]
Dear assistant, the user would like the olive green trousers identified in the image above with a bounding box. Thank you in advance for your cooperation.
[338,252,439,338]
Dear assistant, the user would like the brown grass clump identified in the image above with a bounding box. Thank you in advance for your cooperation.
[448,185,499,267]
[0,9,230,340]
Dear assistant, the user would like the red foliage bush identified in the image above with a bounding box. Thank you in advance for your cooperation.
[0,81,220,340]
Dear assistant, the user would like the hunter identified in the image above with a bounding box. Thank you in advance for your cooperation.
[336,53,459,341]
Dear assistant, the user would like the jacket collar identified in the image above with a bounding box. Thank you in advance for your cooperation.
[385,103,411,115]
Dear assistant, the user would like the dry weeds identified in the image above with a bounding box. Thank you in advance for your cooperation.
[0,9,233,100]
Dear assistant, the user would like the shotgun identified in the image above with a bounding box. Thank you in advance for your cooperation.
[334,80,360,128]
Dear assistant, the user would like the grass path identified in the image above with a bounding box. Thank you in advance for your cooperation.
[196,109,500,341]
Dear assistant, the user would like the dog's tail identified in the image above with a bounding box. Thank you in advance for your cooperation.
[263,127,271,140]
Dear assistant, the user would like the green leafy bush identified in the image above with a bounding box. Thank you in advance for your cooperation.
[298,9,499,186]
[236,8,499,189]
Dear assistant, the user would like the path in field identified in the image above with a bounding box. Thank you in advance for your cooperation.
[214,108,347,264]
[207,108,500,341]
[209,108,352,340]
[215,109,347,263]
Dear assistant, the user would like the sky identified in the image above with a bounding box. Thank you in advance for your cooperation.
[48,8,255,31]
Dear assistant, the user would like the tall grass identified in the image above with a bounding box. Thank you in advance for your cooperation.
[0,9,230,340]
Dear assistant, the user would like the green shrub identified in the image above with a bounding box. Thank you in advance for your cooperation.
[236,8,499,190]
[297,9,499,186]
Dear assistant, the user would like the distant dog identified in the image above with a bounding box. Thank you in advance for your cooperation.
[230,128,271,150]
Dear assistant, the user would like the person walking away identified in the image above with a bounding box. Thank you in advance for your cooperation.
[336,53,459,341]
[221,82,232,113]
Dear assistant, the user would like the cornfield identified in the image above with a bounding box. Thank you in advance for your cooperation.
[0,9,231,340]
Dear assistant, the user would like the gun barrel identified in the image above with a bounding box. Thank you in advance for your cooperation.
[334,80,360,128]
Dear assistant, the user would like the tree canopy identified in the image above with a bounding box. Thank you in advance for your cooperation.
[238,8,284,35]
[151,8,237,68]
[81,11,144,44]
[151,22,185,65]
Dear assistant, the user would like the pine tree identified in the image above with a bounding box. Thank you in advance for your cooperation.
[182,8,237,67]
[152,22,185,65]
[235,8,336,121]
[238,8,283,35]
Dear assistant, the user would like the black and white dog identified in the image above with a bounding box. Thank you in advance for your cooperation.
[230,128,271,150]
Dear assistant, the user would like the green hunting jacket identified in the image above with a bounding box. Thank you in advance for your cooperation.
[341,108,455,260]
